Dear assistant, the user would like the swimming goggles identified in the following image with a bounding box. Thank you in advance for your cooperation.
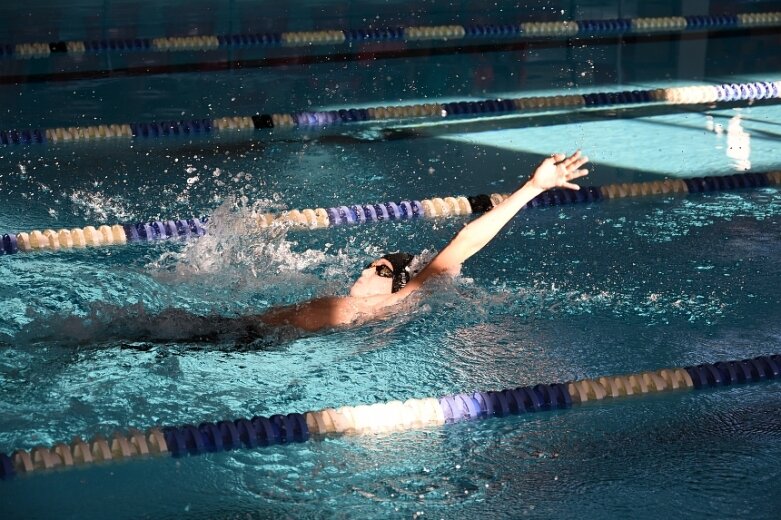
[366,262,394,279]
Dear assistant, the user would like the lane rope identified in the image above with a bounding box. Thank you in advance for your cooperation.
[1,171,779,256]
[2,353,778,480]
[1,80,779,146]
[4,12,780,60]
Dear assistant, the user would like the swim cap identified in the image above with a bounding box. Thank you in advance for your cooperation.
[381,252,414,293]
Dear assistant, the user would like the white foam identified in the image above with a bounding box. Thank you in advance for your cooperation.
[148,196,353,301]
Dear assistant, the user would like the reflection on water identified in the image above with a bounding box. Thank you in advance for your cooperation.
[726,115,751,171]
[709,113,752,171]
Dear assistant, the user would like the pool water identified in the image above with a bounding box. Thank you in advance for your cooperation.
[1,1,781,518]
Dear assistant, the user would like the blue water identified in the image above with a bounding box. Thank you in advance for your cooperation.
[2,2,781,518]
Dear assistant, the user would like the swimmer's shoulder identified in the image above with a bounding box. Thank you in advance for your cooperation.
[257,287,430,332]
[257,296,362,332]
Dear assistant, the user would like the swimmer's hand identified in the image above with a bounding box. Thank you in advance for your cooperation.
[529,151,589,191]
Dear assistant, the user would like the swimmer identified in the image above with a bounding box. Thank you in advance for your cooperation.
[25,151,588,347]
[258,150,589,332]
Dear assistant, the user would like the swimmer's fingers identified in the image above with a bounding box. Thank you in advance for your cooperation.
[566,155,589,172]
[561,150,582,167]
[561,169,589,190]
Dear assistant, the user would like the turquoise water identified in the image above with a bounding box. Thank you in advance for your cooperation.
[2,3,781,518]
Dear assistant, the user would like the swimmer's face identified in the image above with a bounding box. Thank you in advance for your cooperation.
[349,258,394,297]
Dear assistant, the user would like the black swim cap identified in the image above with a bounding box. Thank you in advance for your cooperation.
[381,252,414,293]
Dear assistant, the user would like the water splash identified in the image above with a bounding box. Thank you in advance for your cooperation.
[68,190,134,222]
[148,196,354,302]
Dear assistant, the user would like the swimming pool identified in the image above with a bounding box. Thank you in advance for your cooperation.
[2,1,781,518]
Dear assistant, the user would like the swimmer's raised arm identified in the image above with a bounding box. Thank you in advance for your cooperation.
[393,151,589,298]
[256,151,588,332]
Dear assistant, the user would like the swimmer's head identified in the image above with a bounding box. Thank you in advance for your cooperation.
[380,252,415,293]
[349,252,415,297]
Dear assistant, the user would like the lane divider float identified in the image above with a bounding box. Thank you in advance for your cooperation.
[5,11,780,59]
[1,171,779,256]
[1,80,779,146]
[1,354,779,480]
